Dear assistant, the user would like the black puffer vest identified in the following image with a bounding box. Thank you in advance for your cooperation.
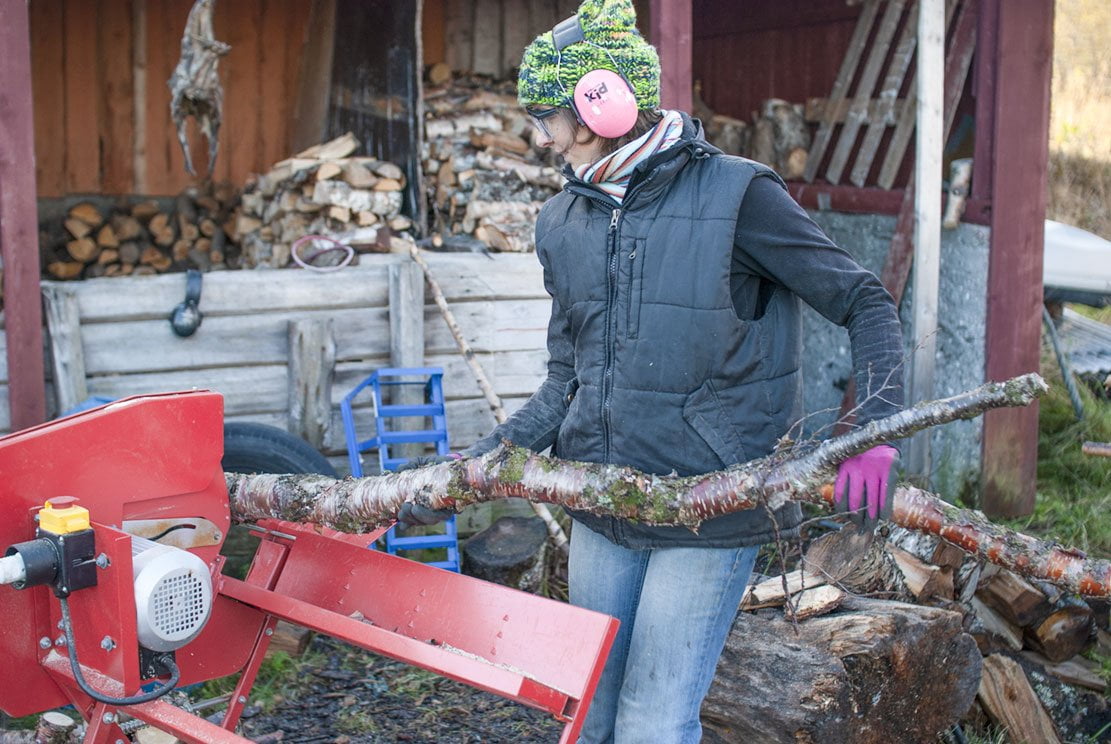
[536,118,804,549]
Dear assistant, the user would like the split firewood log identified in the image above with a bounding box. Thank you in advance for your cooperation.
[701,597,981,743]
[67,202,103,227]
[978,654,1062,743]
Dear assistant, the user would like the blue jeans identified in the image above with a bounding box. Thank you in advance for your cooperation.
[569,521,759,744]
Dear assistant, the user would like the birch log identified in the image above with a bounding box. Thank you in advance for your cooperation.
[226,373,1111,598]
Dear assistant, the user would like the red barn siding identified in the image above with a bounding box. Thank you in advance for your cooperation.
[29,0,312,197]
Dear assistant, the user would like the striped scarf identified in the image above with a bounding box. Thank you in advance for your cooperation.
[573,109,685,204]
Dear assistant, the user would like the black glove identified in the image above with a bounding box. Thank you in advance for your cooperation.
[393,454,457,529]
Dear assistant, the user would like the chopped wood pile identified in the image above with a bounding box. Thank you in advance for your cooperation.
[41,184,241,281]
[422,74,563,253]
[235,132,411,269]
[706,525,1109,743]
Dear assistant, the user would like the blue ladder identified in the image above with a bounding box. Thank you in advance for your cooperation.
[340,367,460,572]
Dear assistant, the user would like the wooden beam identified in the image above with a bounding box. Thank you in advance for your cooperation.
[389,259,425,459]
[42,285,88,417]
[650,0,692,112]
[288,318,335,450]
[0,0,47,429]
[906,0,946,479]
[981,0,1054,518]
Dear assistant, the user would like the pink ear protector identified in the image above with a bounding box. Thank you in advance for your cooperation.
[551,15,638,139]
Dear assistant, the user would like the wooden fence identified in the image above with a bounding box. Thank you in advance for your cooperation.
[16,254,550,476]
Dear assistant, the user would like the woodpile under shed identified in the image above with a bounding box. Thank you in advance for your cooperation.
[234,132,412,269]
[421,73,563,253]
[41,184,240,281]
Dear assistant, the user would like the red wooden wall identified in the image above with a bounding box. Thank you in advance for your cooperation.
[692,0,860,124]
[29,0,312,197]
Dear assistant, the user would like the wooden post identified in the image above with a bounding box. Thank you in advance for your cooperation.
[42,284,88,417]
[389,260,425,459]
[649,0,692,113]
[906,0,945,481]
[0,0,47,430]
[981,0,1054,517]
[287,318,335,450]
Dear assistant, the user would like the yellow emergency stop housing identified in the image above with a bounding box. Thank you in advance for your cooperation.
[39,499,90,535]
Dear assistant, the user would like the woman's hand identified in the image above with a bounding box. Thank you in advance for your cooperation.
[833,445,899,528]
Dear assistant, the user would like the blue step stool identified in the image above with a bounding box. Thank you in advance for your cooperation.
[340,367,460,572]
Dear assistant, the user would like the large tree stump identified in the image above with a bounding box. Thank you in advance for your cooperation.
[700,597,982,743]
[461,516,548,593]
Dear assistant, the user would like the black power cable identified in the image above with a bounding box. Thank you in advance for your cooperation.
[59,596,180,705]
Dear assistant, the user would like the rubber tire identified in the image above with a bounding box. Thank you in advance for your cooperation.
[222,422,338,477]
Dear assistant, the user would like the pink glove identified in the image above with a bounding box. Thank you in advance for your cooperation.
[834,445,898,527]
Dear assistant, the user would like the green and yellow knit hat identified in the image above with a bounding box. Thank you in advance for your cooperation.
[517,0,661,110]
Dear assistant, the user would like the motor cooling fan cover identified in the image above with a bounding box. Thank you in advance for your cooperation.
[131,537,213,652]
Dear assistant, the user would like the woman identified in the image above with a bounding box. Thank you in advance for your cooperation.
[400,1,903,740]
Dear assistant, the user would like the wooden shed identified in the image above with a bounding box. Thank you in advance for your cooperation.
[0,0,1053,516]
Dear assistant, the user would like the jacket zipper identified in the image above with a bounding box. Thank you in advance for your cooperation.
[602,207,621,463]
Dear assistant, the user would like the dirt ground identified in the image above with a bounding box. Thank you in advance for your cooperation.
[234,635,565,743]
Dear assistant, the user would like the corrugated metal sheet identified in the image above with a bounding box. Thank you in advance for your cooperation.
[1057,308,1111,377]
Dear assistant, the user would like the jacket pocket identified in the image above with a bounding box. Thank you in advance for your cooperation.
[563,377,580,407]
[682,380,748,467]
[626,238,646,339]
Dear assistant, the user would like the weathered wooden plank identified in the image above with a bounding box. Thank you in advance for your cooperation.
[850,0,919,187]
[905,0,946,480]
[87,365,288,417]
[292,0,336,153]
[132,0,148,194]
[288,318,336,449]
[803,0,880,183]
[54,265,391,322]
[502,0,531,75]
[444,0,474,73]
[29,0,66,197]
[424,299,550,355]
[824,0,907,185]
[0,0,47,429]
[42,285,89,416]
[58,254,544,322]
[217,0,263,183]
[78,298,548,375]
[878,0,961,190]
[97,0,136,194]
[390,261,425,368]
[63,0,101,192]
[144,0,191,194]
[472,0,503,76]
[79,307,389,375]
[260,0,292,178]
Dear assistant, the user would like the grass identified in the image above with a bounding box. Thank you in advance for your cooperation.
[1000,345,1111,560]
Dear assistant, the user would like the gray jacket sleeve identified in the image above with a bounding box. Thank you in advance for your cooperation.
[462,243,574,457]
[732,175,905,428]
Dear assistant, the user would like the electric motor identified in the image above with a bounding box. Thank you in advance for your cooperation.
[131,536,213,652]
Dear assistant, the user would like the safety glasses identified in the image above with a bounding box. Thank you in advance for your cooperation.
[526,105,560,140]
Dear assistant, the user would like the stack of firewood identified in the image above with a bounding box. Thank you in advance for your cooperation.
[42,185,240,281]
[234,133,412,269]
[703,525,1108,743]
[422,74,563,253]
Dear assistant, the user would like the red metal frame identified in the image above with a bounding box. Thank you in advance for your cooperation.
[0,392,618,743]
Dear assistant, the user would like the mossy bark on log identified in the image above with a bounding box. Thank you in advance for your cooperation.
[699,597,982,743]
[224,373,1111,598]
